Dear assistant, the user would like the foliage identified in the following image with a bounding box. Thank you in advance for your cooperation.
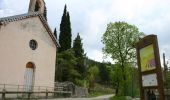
[55,49,80,82]
[85,58,112,85]
[73,33,86,79]
[125,65,140,97]
[109,63,140,97]
[165,71,170,88]
[55,49,86,87]
[102,21,144,64]
[88,92,105,97]
[88,83,114,97]
[98,63,111,85]
[90,83,114,96]
[59,5,72,52]
[102,21,144,95]
[86,65,99,90]
[66,11,71,47]
[74,79,87,87]
[73,33,84,58]
[110,64,122,95]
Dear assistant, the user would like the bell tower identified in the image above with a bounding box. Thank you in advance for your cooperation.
[28,0,45,14]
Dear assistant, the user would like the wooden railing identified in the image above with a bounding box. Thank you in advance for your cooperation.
[0,83,72,99]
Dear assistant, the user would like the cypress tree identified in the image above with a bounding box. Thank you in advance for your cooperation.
[43,3,47,21]
[66,12,72,49]
[59,5,72,52]
[73,33,84,58]
[54,28,57,39]
[73,33,86,79]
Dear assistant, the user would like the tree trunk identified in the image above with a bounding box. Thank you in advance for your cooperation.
[115,80,119,95]
[121,63,127,96]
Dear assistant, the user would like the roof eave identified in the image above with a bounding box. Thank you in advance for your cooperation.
[0,12,60,48]
[38,14,60,47]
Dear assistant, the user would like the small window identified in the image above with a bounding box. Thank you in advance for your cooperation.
[29,40,37,50]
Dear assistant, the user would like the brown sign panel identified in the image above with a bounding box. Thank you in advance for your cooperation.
[136,35,164,100]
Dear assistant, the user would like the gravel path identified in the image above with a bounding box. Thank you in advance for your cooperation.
[42,94,114,100]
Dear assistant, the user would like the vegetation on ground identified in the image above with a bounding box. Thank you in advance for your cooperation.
[110,96,126,100]
[88,83,114,97]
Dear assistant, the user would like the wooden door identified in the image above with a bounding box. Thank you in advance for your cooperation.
[24,62,35,92]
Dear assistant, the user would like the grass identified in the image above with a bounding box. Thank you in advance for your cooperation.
[88,83,114,97]
[110,96,127,100]
[88,92,107,97]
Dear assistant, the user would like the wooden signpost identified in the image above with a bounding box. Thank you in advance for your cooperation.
[136,35,165,100]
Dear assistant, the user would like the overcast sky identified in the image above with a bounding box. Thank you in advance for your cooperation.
[1,0,170,64]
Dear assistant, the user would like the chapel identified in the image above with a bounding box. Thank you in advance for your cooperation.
[0,0,59,91]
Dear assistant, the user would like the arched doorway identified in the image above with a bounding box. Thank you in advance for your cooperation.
[24,62,35,92]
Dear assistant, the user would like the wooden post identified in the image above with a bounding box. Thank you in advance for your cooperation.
[2,89,6,100]
[154,36,165,100]
[38,86,40,98]
[46,88,48,99]
[17,85,19,98]
[28,92,31,100]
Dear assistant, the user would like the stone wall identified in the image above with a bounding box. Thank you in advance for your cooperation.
[54,81,88,97]
[73,86,88,97]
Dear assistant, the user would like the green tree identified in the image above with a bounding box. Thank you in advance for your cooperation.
[86,65,99,91]
[98,63,110,85]
[59,5,72,52]
[73,33,86,81]
[102,21,144,96]
[73,33,84,58]
[110,64,122,95]
[55,49,80,82]
[66,12,71,48]
[110,63,139,96]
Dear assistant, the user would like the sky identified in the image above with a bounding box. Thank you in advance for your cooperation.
[1,0,170,65]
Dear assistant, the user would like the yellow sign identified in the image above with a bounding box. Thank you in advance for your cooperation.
[140,44,156,72]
